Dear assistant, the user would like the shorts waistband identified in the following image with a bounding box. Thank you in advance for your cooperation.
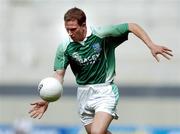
[78,83,112,88]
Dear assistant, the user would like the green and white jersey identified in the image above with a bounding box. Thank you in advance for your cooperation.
[54,23,129,85]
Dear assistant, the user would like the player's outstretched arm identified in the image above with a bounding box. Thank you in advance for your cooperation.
[29,100,49,119]
[29,70,65,119]
[128,23,173,62]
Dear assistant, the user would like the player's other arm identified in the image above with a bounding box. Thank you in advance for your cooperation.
[128,23,173,62]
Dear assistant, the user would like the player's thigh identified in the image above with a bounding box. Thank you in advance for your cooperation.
[91,111,113,134]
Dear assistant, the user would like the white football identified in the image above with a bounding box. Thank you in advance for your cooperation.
[38,77,63,102]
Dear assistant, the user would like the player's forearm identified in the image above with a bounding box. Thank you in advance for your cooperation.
[54,69,65,84]
[128,23,155,49]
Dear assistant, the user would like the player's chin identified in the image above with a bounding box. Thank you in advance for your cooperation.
[71,37,82,42]
[70,36,75,40]
[72,38,78,42]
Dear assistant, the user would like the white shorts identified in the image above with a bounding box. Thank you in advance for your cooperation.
[77,83,120,126]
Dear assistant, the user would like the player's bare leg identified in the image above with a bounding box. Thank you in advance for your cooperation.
[85,111,113,134]
[84,124,92,134]
[85,123,112,134]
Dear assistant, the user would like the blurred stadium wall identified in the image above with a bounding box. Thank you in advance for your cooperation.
[0,0,180,128]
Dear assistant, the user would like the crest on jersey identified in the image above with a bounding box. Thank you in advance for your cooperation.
[92,43,102,53]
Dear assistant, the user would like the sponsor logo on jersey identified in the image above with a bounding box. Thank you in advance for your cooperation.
[72,52,100,65]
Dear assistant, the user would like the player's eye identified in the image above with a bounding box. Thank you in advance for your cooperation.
[70,28,76,32]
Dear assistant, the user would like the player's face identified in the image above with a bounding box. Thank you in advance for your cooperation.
[65,20,87,42]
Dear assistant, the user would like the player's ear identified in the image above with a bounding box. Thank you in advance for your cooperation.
[81,22,86,27]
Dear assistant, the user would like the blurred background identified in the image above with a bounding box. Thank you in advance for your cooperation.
[0,0,179,134]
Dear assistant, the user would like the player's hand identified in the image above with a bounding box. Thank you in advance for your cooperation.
[29,100,49,119]
[150,44,173,62]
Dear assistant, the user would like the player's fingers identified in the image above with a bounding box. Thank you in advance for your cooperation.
[28,107,38,114]
[38,112,44,119]
[31,100,44,105]
[31,110,42,119]
[30,110,38,118]
[163,50,173,57]
[151,51,159,62]
[161,52,170,60]
[32,112,40,119]
[162,46,172,52]
[31,109,41,116]
[30,102,38,105]
[153,54,159,62]
[28,109,34,114]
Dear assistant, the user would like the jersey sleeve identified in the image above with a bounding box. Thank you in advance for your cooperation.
[92,23,130,48]
[54,41,69,71]
[92,23,129,38]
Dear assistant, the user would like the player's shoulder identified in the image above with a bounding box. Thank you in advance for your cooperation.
[57,38,71,52]
[90,24,115,38]
[91,23,129,38]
